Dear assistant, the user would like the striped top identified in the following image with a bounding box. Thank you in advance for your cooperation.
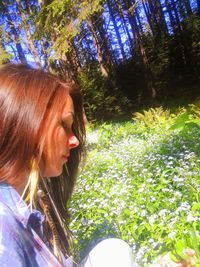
[0,182,73,267]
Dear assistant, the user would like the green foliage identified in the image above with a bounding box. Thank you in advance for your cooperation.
[132,107,172,129]
[35,0,103,57]
[0,46,12,64]
[132,104,200,131]
[183,15,200,76]
[69,104,200,266]
[0,26,12,64]
[144,33,170,86]
[170,103,200,131]
[170,226,200,266]
[78,66,132,121]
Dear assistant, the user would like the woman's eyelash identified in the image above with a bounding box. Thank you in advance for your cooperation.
[61,120,69,129]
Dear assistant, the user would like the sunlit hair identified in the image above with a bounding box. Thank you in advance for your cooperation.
[0,63,86,259]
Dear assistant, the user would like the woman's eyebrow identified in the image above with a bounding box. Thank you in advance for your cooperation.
[63,111,74,116]
[68,111,75,117]
[62,112,74,122]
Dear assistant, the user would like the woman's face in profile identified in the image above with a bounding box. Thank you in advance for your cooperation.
[39,94,79,177]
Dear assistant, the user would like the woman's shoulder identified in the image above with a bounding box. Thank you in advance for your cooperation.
[0,200,15,217]
[0,201,20,230]
[0,201,28,265]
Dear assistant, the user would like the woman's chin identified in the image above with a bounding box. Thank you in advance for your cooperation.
[41,167,63,178]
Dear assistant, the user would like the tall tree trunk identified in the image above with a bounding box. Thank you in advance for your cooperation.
[123,0,145,56]
[147,0,168,38]
[170,0,183,32]
[71,41,82,72]
[147,0,159,35]
[80,25,97,63]
[178,0,187,19]
[87,16,109,77]
[135,9,144,35]
[177,0,192,18]
[142,1,155,35]
[165,0,177,33]
[154,0,168,36]
[94,13,114,67]
[197,0,200,15]
[138,38,156,99]
[40,39,52,71]
[107,0,127,60]
[16,0,41,68]
[63,41,81,82]
[130,9,156,99]
[124,0,143,34]
[115,0,134,50]
[183,0,192,15]
[166,0,194,71]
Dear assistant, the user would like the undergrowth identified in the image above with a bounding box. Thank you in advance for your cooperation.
[69,102,200,266]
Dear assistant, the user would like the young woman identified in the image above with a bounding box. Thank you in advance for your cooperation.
[0,63,85,266]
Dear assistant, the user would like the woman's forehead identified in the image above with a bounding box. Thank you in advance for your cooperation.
[61,94,74,116]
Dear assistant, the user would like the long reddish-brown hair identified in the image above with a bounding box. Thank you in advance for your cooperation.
[0,63,85,257]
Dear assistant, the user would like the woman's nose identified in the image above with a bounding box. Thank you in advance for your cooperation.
[67,134,79,149]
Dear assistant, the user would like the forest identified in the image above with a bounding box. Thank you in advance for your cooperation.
[0,0,200,120]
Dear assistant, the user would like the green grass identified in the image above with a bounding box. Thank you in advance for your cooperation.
[69,104,200,266]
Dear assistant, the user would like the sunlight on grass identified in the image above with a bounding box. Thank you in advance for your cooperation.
[69,104,200,266]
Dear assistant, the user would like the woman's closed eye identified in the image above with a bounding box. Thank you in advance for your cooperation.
[60,112,74,133]
[60,120,71,132]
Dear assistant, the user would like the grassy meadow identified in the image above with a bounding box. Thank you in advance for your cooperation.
[69,102,200,266]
